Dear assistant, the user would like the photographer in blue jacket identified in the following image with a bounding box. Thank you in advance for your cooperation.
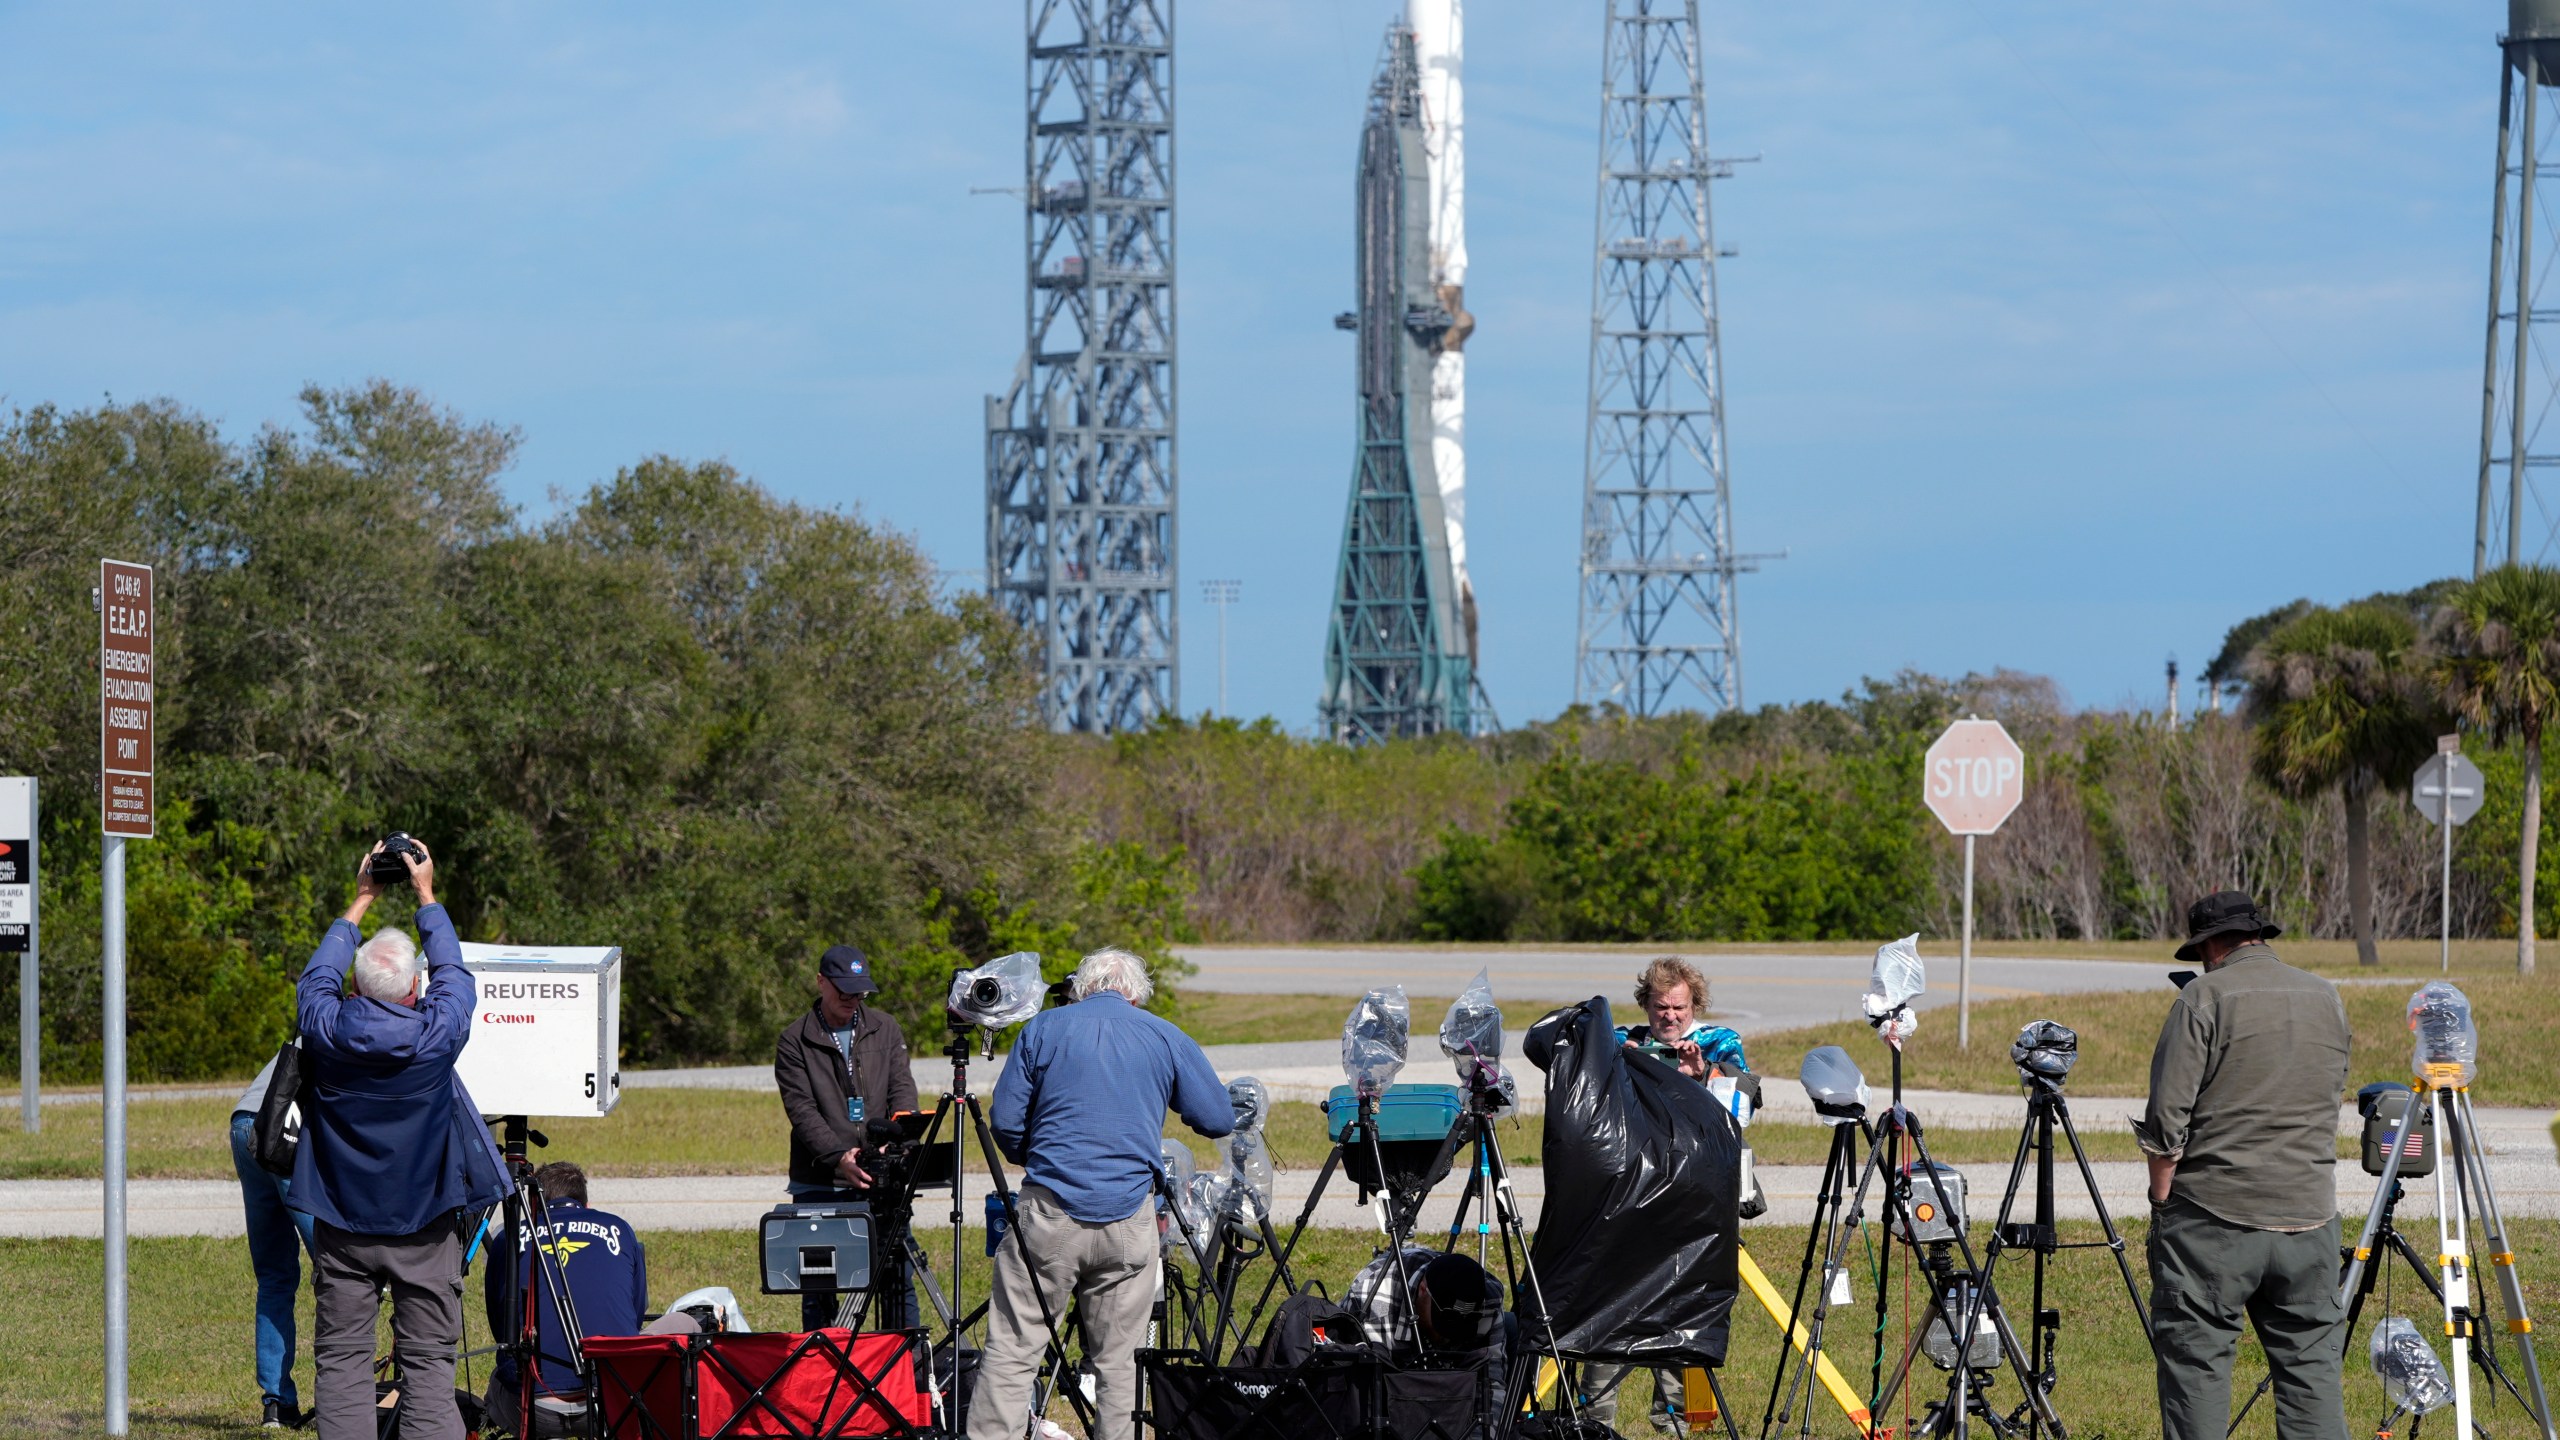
[289,837,508,1440]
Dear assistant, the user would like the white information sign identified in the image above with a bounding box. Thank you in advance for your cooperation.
[453,942,623,1120]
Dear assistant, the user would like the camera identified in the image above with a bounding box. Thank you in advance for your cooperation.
[946,952,1044,1030]
[1889,1160,1970,1247]
[2356,1082,2436,1179]
[365,832,426,886]
[2011,1020,2078,1092]
[1798,1045,1870,1123]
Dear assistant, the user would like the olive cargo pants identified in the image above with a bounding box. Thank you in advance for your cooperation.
[2147,1196,2347,1440]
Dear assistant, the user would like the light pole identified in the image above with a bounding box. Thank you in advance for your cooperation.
[1199,580,1241,717]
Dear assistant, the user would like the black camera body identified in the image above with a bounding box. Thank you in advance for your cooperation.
[365,832,426,886]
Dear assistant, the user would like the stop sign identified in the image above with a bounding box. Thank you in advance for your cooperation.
[1924,719,2026,836]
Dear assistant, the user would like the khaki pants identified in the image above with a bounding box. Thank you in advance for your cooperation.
[2147,1196,2347,1440]
[966,1184,1156,1440]
[311,1216,465,1440]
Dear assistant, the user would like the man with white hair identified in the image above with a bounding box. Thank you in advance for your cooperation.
[290,838,507,1440]
[971,948,1233,1440]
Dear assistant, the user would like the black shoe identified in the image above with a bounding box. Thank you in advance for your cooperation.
[260,1398,300,1429]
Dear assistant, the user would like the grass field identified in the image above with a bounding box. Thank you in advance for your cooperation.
[12,1216,2560,1438]
[3,1092,2185,1185]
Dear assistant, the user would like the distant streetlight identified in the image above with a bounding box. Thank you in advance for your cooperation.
[1199,580,1242,717]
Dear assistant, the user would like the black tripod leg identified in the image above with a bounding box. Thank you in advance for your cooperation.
[2052,1100,2151,1339]
[964,1094,1094,1436]
[1236,1141,1342,1345]
[1761,1123,1847,1440]
[1704,1365,1746,1440]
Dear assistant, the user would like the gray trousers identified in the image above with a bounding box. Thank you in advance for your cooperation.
[2147,1196,2347,1440]
[965,1184,1156,1440]
[312,1216,466,1440]
[1580,1363,1680,1431]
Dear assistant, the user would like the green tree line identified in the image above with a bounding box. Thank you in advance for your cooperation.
[0,385,1192,1082]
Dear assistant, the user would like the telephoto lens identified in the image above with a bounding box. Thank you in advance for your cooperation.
[969,976,1004,1007]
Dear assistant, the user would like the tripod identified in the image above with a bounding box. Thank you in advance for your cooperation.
[1780,1041,2063,1440]
[1239,1089,1439,1358]
[2404,1074,2552,1440]
[1760,1116,1878,1440]
[487,1117,591,1440]
[903,1024,1090,1439]
[1969,1077,2149,1440]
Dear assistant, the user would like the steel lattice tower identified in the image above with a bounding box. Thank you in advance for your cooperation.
[986,0,1177,733]
[2477,1,2560,574]
[1320,28,1475,743]
[1573,0,1745,715]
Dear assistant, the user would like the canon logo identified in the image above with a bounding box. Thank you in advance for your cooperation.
[479,1012,537,1024]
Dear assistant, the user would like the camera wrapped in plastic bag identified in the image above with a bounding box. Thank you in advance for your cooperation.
[1216,1076,1275,1230]
[2370,1316,2453,1414]
[948,951,1045,1030]
[2012,1020,2078,1091]
[2408,981,2479,1089]
[1157,1140,1206,1254]
[1439,970,1518,1118]
[1864,934,1926,1048]
[1343,987,1411,1098]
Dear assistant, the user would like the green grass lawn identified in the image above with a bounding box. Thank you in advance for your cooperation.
[13,1217,2560,1438]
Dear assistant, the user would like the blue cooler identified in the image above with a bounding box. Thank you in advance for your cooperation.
[1322,1084,1463,1198]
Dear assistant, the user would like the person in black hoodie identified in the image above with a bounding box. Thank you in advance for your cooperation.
[774,945,918,1330]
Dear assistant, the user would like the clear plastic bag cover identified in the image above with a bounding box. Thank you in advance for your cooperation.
[1184,1171,1230,1237]
[1520,997,1741,1366]
[1157,1141,1200,1247]
[1863,934,1926,1018]
[2371,1316,2453,1413]
[1221,1131,1274,1227]
[947,951,1046,1028]
[1343,987,1412,1097]
[2408,982,2480,1086]
[1439,969,1505,1064]
[1226,1076,1269,1138]
[1799,1045,1872,1123]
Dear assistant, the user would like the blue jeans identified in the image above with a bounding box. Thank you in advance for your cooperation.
[230,1112,316,1408]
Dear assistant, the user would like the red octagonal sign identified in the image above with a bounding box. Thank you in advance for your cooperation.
[1924,718,2026,836]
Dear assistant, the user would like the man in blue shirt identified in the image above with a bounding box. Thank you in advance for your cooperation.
[481,1162,648,1437]
[291,839,509,1440]
[970,948,1234,1440]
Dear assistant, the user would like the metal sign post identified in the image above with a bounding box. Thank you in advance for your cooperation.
[1,777,36,1132]
[2413,739,2487,975]
[1923,717,2027,1048]
[99,558,155,1438]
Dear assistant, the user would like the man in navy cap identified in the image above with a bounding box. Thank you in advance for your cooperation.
[775,944,919,1331]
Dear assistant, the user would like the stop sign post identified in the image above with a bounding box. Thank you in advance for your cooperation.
[1925,718,2027,1049]
[2412,737,2485,975]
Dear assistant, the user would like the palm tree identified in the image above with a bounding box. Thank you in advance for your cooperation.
[2243,603,2439,967]
[2434,564,2560,976]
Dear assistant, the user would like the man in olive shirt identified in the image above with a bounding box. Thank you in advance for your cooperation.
[2133,892,2352,1440]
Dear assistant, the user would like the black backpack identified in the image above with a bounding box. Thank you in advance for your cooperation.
[1250,1291,1372,1369]
[252,1038,305,1178]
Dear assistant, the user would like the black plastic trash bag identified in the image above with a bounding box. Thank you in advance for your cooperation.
[1521,997,1740,1367]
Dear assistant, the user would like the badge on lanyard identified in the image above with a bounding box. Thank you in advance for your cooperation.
[847,1095,866,1126]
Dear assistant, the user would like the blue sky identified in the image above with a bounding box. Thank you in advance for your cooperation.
[0,3,2499,727]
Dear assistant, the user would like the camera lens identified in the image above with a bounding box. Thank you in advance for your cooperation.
[969,976,1003,1006]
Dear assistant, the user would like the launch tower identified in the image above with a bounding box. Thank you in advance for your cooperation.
[2477,0,2560,572]
[1320,24,1477,742]
[1572,0,1748,715]
[985,0,1178,733]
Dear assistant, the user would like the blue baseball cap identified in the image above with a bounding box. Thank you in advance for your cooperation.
[819,945,877,995]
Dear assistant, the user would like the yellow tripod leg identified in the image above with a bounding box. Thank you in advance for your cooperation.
[1737,1244,1875,1437]
[1682,1367,1717,1428]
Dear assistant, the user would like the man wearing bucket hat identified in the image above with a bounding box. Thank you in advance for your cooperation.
[2134,891,2352,1440]
[774,944,919,1332]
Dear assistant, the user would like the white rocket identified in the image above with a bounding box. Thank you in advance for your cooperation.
[1408,0,1476,662]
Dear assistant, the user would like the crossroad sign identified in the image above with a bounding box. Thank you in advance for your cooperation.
[2413,752,2486,828]
[1924,719,2027,836]
[100,560,154,839]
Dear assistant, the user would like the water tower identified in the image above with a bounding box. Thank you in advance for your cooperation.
[2474,0,2560,572]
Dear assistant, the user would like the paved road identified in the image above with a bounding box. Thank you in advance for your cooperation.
[1175,945,2181,1035]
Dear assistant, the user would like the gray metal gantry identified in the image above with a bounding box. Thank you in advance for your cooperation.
[986,0,1178,733]
[1573,0,1748,715]
[1320,27,1477,744]
[2476,0,2560,574]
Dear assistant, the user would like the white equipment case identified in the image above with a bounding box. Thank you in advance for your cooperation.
[454,942,623,1119]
